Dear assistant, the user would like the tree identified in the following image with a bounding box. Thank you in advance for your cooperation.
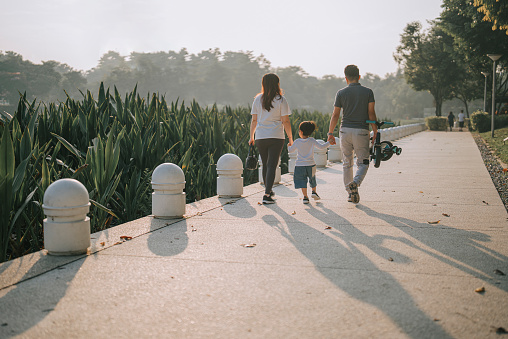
[474,0,508,34]
[440,0,508,112]
[394,22,461,116]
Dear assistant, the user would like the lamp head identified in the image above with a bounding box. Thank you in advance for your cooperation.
[481,71,489,77]
[487,54,502,61]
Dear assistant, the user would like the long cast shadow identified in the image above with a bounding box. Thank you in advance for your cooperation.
[263,203,453,338]
[356,204,508,291]
[0,255,84,338]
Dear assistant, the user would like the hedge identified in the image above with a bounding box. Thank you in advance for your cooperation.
[425,116,448,131]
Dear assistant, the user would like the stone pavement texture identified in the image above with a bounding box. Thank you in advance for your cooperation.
[1,130,507,339]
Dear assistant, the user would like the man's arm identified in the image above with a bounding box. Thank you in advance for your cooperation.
[327,106,341,145]
[368,102,377,143]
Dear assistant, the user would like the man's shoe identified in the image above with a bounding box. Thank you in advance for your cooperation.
[348,181,360,203]
[303,196,310,204]
[311,192,321,200]
[263,195,275,204]
[269,190,275,197]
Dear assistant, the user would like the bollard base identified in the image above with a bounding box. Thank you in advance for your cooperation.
[152,192,186,218]
[217,176,243,198]
[44,217,91,256]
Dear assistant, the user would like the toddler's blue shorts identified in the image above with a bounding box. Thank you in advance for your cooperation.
[294,165,317,189]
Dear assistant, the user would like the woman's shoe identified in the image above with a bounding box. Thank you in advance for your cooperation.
[263,195,275,204]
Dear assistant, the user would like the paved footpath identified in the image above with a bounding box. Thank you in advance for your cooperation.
[1,130,507,339]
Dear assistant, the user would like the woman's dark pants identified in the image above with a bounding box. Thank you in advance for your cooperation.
[255,138,284,195]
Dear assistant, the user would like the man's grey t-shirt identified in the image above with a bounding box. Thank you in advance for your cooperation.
[334,83,375,130]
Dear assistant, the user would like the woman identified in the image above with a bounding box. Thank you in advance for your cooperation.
[249,73,293,204]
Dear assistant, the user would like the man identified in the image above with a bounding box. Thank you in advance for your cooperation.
[458,110,465,132]
[447,111,455,132]
[327,65,377,203]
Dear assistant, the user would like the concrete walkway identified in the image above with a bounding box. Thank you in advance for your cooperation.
[1,130,507,339]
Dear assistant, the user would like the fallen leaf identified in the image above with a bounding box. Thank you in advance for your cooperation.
[120,236,132,240]
[192,229,197,232]
[475,286,485,293]
[388,257,394,262]
[433,318,440,322]
[482,200,489,205]
[291,211,296,215]
[427,220,440,224]
[241,243,256,248]
[257,202,262,205]
[114,242,122,245]
[494,269,506,276]
[100,242,105,246]
[504,168,508,173]
[419,191,424,193]
[325,226,332,230]
[442,213,450,217]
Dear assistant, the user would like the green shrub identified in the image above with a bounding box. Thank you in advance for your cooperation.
[470,111,490,132]
[425,116,447,131]
[495,114,508,129]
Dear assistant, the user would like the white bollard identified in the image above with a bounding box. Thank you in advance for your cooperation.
[288,150,297,174]
[217,153,243,198]
[328,137,342,162]
[258,155,281,184]
[152,163,186,219]
[43,178,91,255]
[314,139,328,167]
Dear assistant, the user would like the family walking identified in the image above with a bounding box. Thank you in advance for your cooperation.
[249,65,377,204]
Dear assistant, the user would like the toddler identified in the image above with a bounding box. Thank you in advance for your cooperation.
[288,121,330,204]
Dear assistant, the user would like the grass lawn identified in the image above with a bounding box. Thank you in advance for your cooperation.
[478,127,508,166]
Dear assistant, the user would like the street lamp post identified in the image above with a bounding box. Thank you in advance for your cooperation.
[481,71,489,112]
[487,54,502,138]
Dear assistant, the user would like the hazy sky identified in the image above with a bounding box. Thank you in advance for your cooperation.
[0,0,443,78]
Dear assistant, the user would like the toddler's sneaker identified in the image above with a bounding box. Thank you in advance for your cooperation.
[311,192,321,200]
[303,196,310,204]
[263,195,275,204]
[347,194,352,202]
[348,181,360,203]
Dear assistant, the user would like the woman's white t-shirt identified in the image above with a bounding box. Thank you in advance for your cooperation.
[251,94,291,140]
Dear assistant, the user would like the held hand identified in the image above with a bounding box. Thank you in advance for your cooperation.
[287,138,293,147]
[371,132,377,146]
[248,138,255,146]
[327,134,336,145]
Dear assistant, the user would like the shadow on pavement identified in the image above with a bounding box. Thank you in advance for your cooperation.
[264,203,453,339]
[147,218,189,257]
[357,205,508,292]
[0,255,84,338]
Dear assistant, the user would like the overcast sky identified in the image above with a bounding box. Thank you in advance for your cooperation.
[0,0,443,78]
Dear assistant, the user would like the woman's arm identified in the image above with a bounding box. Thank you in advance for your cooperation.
[281,115,293,146]
[249,115,257,145]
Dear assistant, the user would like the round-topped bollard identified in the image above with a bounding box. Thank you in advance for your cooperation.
[328,137,342,162]
[258,155,281,185]
[152,163,186,219]
[217,153,243,198]
[43,178,91,255]
[288,150,297,174]
[314,139,328,167]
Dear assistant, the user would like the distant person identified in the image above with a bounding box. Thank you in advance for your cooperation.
[458,110,465,131]
[288,121,330,204]
[249,73,293,204]
[447,111,455,132]
[327,65,377,203]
